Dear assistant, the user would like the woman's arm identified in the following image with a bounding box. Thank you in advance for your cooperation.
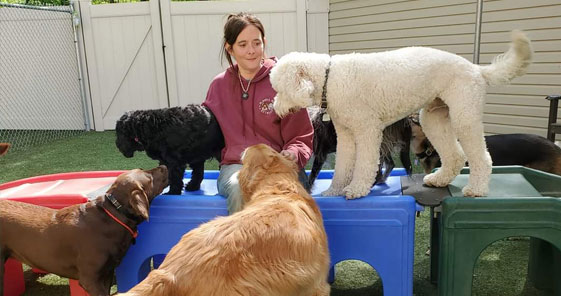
[280,108,314,169]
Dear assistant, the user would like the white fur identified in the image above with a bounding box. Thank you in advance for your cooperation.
[271,30,532,199]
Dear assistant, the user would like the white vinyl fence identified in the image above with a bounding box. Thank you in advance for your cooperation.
[76,0,328,131]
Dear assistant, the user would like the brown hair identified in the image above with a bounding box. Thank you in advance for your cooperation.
[221,12,266,68]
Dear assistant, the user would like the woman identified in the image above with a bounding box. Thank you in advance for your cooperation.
[203,12,313,214]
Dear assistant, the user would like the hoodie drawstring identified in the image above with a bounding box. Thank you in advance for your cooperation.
[240,92,246,138]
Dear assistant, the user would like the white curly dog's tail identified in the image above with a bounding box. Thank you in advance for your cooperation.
[479,30,533,86]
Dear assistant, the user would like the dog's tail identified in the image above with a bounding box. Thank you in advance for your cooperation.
[117,269,177,296]
[479,30,532,86]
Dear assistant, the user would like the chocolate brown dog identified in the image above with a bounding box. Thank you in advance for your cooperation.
[0,143,10,156]
[0,165,168,296]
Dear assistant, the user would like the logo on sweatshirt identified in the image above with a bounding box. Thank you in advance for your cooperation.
[259,98,274,115]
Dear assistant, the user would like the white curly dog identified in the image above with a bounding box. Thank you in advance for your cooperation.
[271,31,532,199]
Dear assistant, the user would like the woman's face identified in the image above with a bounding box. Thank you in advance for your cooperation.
[227,25,264,77]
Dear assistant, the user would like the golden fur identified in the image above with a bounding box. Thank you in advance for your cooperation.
[119,144,330,296]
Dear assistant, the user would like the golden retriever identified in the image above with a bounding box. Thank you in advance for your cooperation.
[118,144,330,296]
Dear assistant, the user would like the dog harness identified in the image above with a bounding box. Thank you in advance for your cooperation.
[321,61,331,122]
[103,193,138,240]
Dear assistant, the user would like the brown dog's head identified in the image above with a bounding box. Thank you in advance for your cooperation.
[409,115,441,174]
[0,143,11,157]
[238,144,299,204]
[106,165,168,221]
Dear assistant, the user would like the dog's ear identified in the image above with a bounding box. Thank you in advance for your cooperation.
[410,121,423,136]
[408,114,424,139]
[239,145,269,181]
[129,185,150,221]
[241,144,274,169]
[238,169,256,206]
[295,67,315,100]
[410,124,426,155]
[274,180,299,193]
[239,144,278,203]
[0,143,10,156]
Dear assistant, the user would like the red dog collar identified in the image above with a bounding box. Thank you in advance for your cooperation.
[102,207,138,239]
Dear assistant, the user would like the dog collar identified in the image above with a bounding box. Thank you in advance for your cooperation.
[134,136,143,146]
[105,193,141,222]
[416,146,436,159]
[106,193,122,209]
[103,193,138,240]
[102,207,138,239]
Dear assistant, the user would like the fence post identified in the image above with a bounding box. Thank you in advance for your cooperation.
[159,0,177,107]
[149,0,171,108]
[76,0,105,131]
[71,0,91,131]
[296,0,308,52]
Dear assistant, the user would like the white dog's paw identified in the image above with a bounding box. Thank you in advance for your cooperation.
[343,183,371,200]
[322,186,345,197]
[423,172,453,188]
[462,185,487,197]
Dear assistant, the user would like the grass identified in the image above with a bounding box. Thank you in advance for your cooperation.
[0,131,552,295]
[1,131,160,183]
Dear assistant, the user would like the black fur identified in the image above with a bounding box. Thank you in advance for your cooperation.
[413,131,561,175]
[308,108,412,189]
[115,105,224,195]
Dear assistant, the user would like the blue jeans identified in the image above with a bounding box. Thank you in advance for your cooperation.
[217,164,310,214]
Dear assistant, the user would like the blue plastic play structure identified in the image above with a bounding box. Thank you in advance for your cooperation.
[116,169,421,296]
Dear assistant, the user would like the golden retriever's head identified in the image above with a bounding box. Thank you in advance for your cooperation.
[107,165,168,221]
[238,144,299,204]
[0,143,11,157]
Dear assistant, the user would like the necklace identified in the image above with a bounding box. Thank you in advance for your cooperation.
[238,72,252,100]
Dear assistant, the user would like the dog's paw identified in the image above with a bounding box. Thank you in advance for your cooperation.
[462,185,487,197]
[184,181,201,192]
[343,183,370,200]
[322,187,344,197]
[423,172,452,188]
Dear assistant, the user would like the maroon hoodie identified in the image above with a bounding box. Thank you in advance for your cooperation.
[203,57,313,169]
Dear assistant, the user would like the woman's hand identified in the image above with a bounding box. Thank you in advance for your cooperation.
[280,150,297,162]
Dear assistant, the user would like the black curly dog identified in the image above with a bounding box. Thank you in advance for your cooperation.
[308,108,412,189]
[115,105,224,195]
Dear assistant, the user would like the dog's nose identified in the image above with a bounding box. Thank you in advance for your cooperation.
[157,165,168,173]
